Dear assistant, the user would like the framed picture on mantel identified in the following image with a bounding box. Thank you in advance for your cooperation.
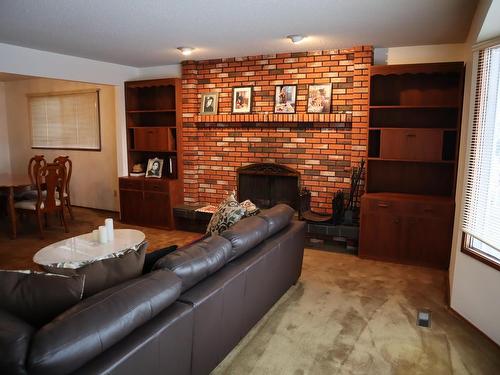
[232,86,253,113]
[307,84,332,113]
[200,92,218,115]
[274,85,297,113]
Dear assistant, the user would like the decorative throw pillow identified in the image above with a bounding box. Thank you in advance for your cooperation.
[206,192,246,235]
[0,270,84,327]
[44,241,148,298]
[240,199,259,216]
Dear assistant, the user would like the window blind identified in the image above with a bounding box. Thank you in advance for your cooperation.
[463,44,500,255]
[29,90,100,150]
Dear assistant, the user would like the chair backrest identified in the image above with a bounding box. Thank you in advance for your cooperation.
[53,156,72,193]
[35,163,66,212]
[28,155,46,185]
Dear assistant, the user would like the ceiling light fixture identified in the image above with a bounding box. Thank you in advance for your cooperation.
[177,47,194,56]
[287,35,305,44]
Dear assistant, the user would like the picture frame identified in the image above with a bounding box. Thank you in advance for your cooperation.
[232,86,253,113]
[274,85,297,113]
[200,92,219,115]
[145,157,164,179]
[307,84,332,113]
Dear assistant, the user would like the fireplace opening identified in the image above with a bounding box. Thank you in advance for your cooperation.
[237,163,300,210]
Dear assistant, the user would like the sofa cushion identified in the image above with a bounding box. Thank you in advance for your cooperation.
[258,204,295,236]
[28,269,181,375]
[45,241,147,297]
[142,244,178,274]
[0,270,84,327]
[206,192,246,234]
[221,215,269,262]
[0,309,35,375]
[153,235,232,292]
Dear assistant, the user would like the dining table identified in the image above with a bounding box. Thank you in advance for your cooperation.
[0,173,33,239]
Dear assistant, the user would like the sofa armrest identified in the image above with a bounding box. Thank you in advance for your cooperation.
[28,269,181,375]
[0,308,34,375]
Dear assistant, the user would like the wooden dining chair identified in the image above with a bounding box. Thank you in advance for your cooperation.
[54,156,74,219]
[29,155,47,185]
[14,163,68,238]
[15,155,47,200]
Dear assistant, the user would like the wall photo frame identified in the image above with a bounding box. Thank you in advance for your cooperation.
[307,84,332,113]
[232,86,253,113]
[274,85,297,113]
[200,92,219,115]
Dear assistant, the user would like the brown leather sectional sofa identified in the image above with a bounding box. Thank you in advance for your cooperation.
[5,204,305,375]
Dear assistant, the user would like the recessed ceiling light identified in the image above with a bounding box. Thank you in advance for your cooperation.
[287,35,305,44]
[177,47,194,56]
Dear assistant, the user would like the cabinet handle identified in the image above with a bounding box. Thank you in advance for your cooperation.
[423,207,434,212]
[394,218,401,224]
[406,134,417,137]
[377,202,390,208]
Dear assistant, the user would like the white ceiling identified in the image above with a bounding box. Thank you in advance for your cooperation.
[0,0,478,67]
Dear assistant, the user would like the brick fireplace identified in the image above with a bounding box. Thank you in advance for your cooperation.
[237,163,300,210]
[181,46,372,213]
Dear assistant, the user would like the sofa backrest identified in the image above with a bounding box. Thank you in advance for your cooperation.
[153,235,232,292]
[27,269,181,375]
[257,204,295,237]
[221,216,269,262]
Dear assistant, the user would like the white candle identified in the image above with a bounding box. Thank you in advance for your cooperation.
[92,229,99,242]
[105,218,114,241]
[98,225,108,244]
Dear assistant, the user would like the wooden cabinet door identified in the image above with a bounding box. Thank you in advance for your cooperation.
[359,211,402,261]
[119,189,143,225]
[403,215,453,269]
[143,191,171,227]
[134,128,170,151]
[380,129,442,161]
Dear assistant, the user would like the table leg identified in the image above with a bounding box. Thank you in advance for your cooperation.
[7,186,17,239]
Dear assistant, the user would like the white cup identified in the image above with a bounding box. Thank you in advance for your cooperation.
[105,218,114,241]
[92,229,99,242]
[98,225,108,244]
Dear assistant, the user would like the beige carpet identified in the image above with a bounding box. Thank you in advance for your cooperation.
[213,249,500,375]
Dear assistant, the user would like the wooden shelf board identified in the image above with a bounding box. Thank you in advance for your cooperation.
[370,62,464,76]
[367,157,455,164]
[127,109,176,113]
[127,125,177,129]
[129,149,177,153]
[362,192,455,202]
[369,105,459,109]
[369,127,457,131]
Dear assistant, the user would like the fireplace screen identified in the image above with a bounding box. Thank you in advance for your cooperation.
[237,163,300,210]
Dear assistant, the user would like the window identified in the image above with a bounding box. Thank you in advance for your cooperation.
[29,90,101,150]
[462,43,500,270]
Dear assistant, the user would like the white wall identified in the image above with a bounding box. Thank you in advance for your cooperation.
[4,78,119,211]
[0,82,11,173]
[136,64,181,80]
[449,0,500,345]
[0,43,139,178]
[374,43,466,65]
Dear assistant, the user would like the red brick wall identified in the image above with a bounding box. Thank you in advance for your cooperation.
[181,46,372,213]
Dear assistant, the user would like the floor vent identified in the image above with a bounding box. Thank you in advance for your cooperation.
[417,309,432,328]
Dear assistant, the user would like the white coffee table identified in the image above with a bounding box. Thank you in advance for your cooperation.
[33,229,146,269]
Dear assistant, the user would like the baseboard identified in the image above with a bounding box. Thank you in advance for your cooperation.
[447,306,500,350]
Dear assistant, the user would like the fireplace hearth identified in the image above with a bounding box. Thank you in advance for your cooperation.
[237,163,300,210]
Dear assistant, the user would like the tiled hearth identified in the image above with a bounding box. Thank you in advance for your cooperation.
[182,46,372,213]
